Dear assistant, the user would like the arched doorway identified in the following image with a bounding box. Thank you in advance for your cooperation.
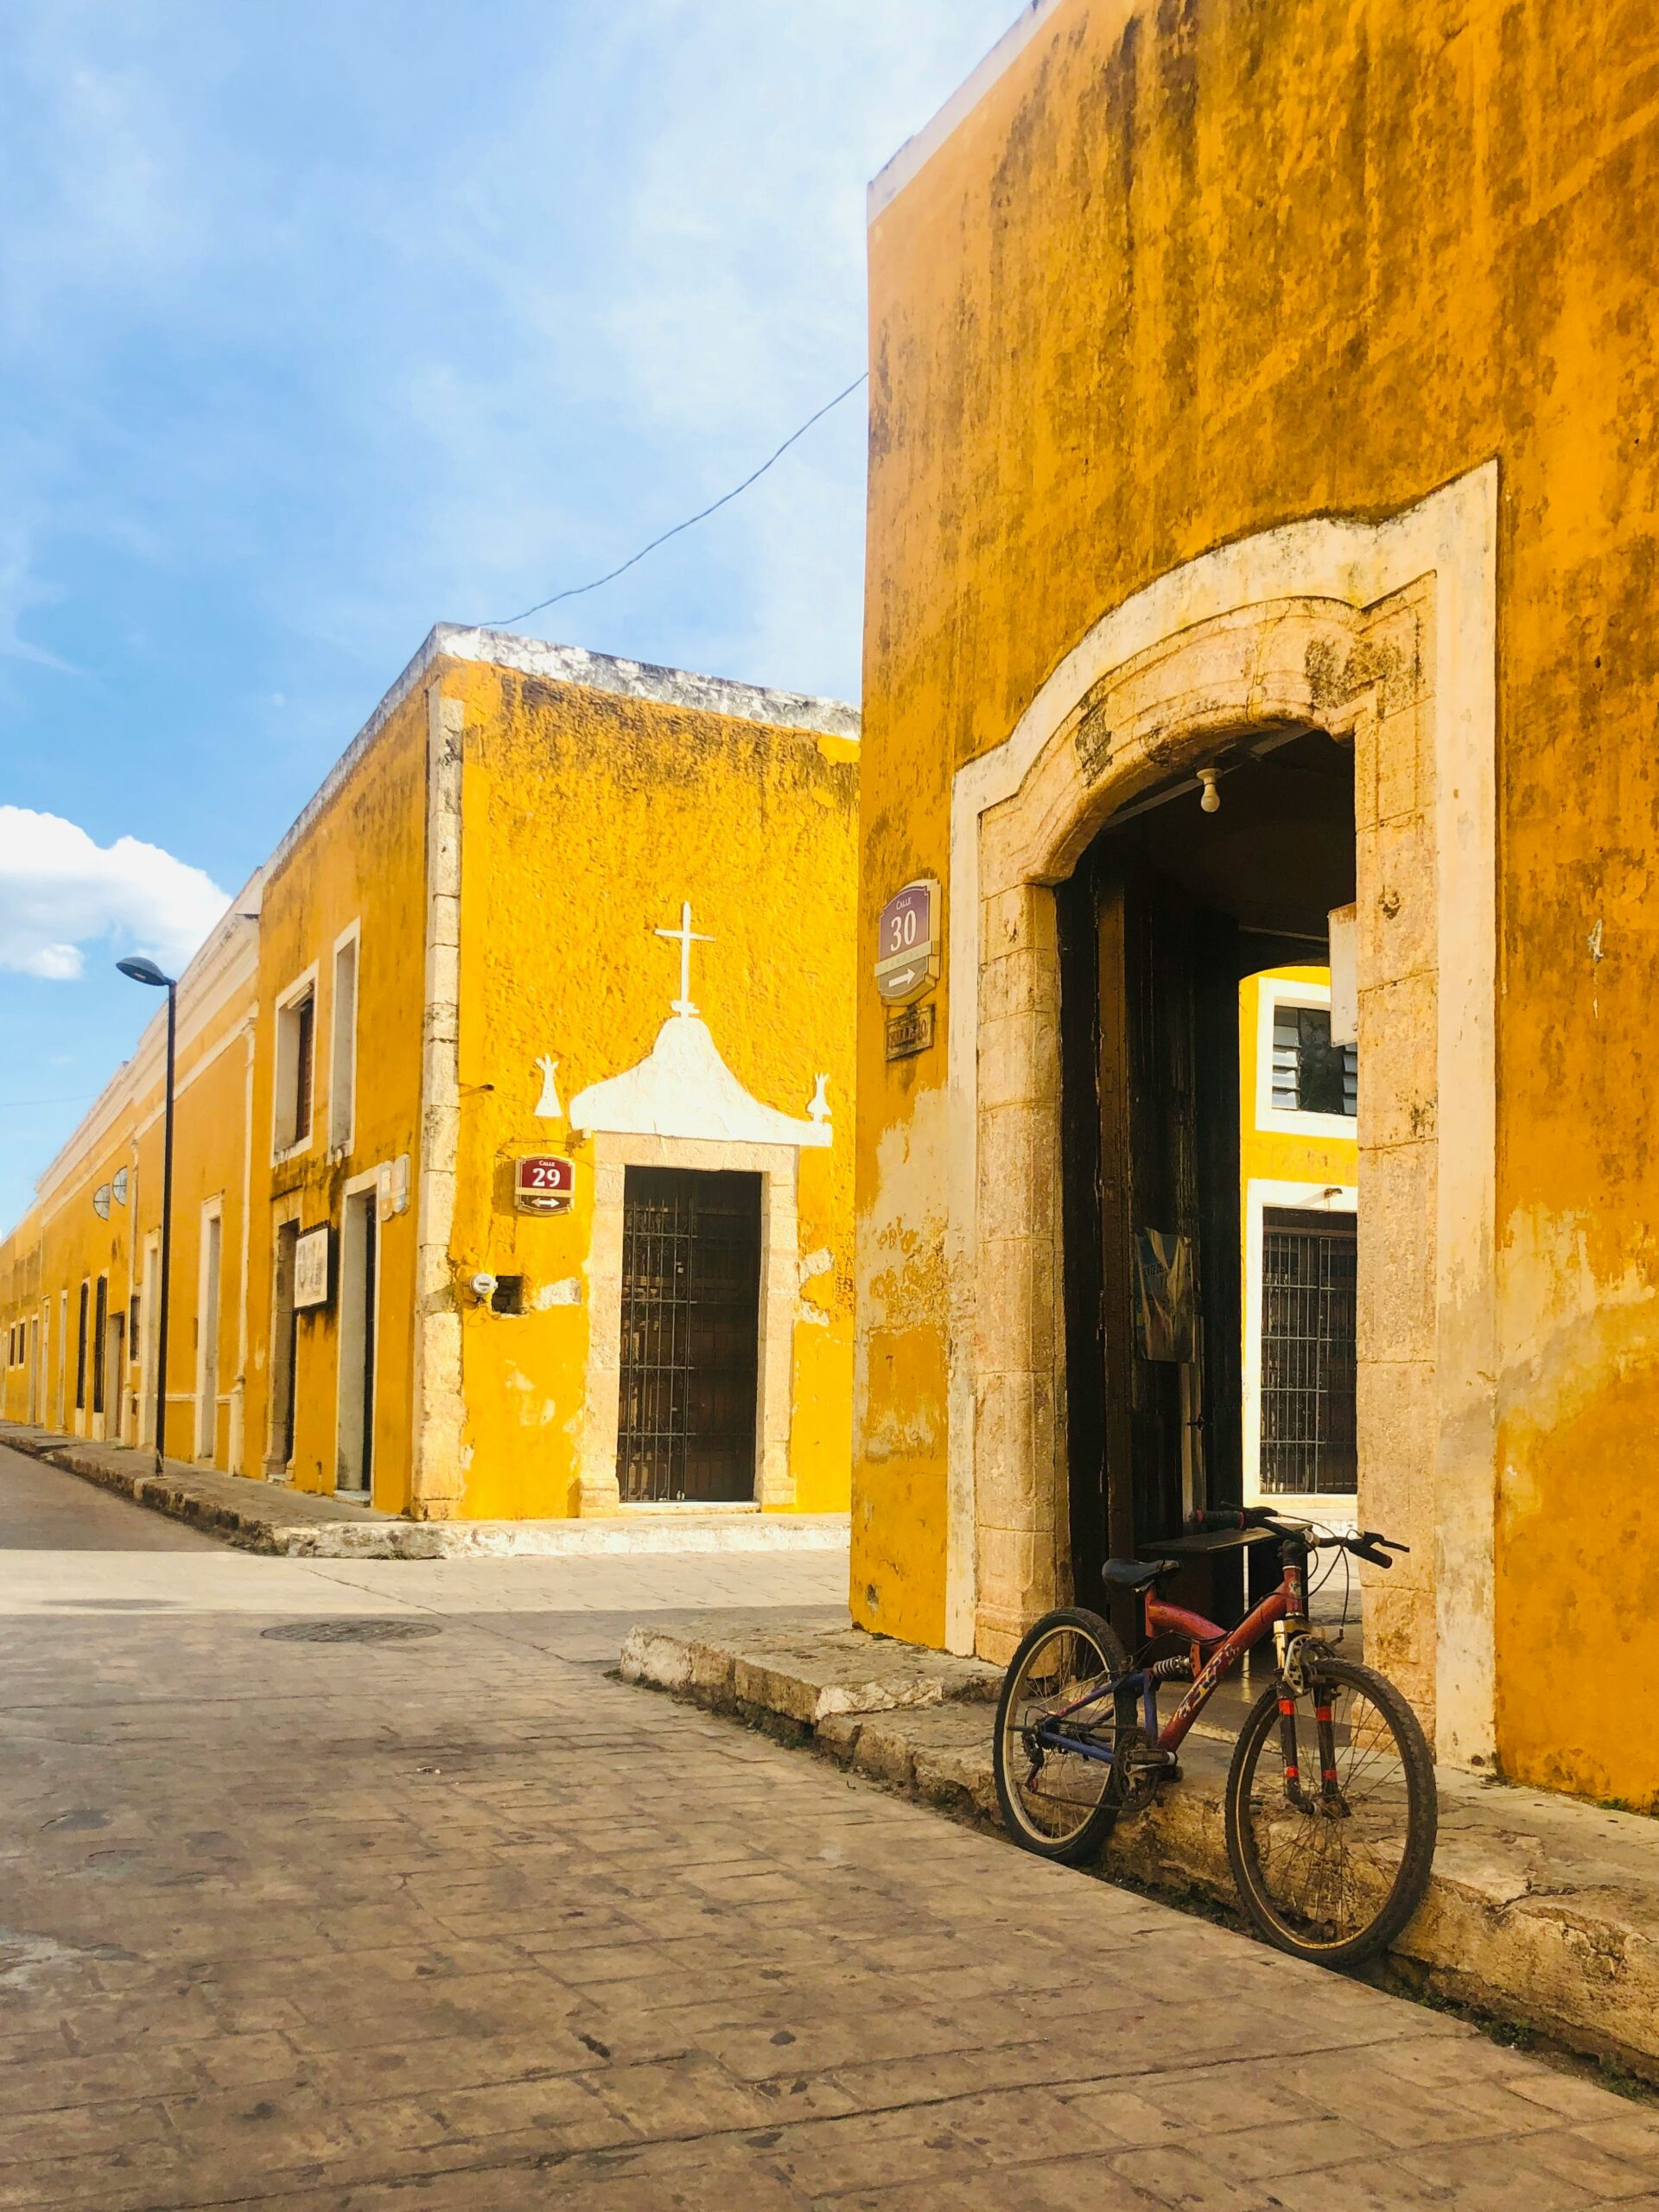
[1056,730,1356,1631]
[939,471,1498,1764]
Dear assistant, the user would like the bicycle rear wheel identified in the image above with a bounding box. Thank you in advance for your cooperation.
[1224,1653,1436,1968]
[993,1607,1129,1864]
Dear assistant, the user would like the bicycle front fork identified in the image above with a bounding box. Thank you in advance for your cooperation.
[1273,1622,1343,1816]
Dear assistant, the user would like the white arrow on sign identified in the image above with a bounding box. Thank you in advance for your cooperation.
[886,966,919,992]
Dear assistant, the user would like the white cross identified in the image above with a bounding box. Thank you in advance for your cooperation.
[656,900,714,1018]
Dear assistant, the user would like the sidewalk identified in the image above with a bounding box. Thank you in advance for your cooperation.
[0,1422,849,1558]
[620,1613,1659,2087]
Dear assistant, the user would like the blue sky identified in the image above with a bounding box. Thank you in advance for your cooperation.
[0,1,1016,1229]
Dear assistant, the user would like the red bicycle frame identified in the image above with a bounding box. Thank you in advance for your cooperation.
[1146,1553,1305,1754]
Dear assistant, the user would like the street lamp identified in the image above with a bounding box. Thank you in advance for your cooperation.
[117,957,176,1473]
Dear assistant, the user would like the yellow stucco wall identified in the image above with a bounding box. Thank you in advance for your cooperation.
[1238,967,1358,1220]
[0,928,255,1465]
[241,689,429,1509]
[855,0,1659,1801]
[444,658,859,1520]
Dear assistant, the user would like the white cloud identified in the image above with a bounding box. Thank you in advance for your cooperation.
[0,807,228,981]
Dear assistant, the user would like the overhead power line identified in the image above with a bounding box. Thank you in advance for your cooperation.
[0,1092,98,1115]
[486,371,869,629]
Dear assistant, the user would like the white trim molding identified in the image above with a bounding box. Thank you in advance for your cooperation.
[1253,976,1358,1141]
[409,687,467,1518]
[570,1013,832,1150]
[327,917,362,1159]
[577,1135,801,1519]
[194,1195,226,1463]
[270,960,321,1164]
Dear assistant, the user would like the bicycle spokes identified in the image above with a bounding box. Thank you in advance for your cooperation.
[1232,1661,1429,1957]
[997,1620,1122,1852]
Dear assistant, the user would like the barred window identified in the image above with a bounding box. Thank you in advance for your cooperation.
[1270,1003,1357,1118]
[1259,1208,1357,1497]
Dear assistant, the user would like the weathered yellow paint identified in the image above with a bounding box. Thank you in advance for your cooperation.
[2,633,857,1533]
[446,659,858,1519]
[241,686,428,1508]
[855,0,1659,1802]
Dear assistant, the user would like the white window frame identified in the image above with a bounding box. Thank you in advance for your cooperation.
[334,1163,385,1500]
[327,919,361,1159]
[271,961,321,1162]
[1242,1177,1359,1519]
[195,1197,226,1461]
[1254,976,1357,1141]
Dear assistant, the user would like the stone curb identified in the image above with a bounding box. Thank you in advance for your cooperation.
[620,1618,1659,2086]
[0,1423,849,1559]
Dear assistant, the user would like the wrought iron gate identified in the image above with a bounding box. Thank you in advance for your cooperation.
[616,1167,762,1503]
[1259,1205,1357,1496]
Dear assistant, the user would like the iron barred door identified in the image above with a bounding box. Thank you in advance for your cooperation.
[616,1167,763,1503]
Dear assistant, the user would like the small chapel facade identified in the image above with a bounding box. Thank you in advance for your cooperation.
[0,627,859,1522]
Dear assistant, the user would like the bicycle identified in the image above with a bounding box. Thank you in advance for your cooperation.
[992,1505,1437,1967]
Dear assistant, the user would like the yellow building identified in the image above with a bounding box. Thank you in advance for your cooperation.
[1,629,859,1525]
[851,0,1659,1808]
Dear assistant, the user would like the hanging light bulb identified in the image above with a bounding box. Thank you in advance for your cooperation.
[1198,766,1221,814]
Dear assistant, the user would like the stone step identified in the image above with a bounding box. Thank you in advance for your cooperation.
[0,1421,848,1556]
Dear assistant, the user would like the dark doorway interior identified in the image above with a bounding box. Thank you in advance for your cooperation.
[616,1166,762,1504]
[1058,732,1356,1629]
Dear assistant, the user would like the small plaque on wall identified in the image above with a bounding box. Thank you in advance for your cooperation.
[885,1001,936,1061]
[294,1225,331,1310]
[874,879,941,1005]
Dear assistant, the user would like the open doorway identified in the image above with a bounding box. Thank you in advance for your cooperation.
[1058,730,1356,1628]
[266,1219,300,1478]
[335,1185,378,1497]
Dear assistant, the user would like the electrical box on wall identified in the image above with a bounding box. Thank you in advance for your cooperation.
[514,1155,574,1214]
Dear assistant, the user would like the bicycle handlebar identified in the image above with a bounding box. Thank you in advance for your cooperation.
[1186,1504,1409,1569]
[1186,1504,1281,1532]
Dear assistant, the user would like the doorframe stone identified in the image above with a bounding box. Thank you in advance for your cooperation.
[577,1134,800,1516]
[943,464,1497,1769]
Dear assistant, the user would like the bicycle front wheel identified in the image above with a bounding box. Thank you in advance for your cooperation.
[1224,1654,1436,1969]
[993,1607,1129,1865]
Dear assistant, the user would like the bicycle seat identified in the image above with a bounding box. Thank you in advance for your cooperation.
[1101,1557,1179,1593]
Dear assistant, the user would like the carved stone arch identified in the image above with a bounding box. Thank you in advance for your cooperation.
[941,471,1497,1767]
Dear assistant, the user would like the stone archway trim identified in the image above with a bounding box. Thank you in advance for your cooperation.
[943,464,1497,1767]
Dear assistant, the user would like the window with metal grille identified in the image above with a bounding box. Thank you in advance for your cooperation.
[615,1167,761,1504]
[1259,1207,1357,1496]
[1270,1003,1357,1117]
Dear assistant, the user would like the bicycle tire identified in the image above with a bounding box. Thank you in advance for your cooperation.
[1224,1652,1437,1969]
[993,1606,1130,1865]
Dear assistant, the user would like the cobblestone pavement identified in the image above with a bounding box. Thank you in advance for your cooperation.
[3,1444,1656,2210]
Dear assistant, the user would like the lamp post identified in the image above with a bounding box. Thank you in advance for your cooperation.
[117,957,176,1472]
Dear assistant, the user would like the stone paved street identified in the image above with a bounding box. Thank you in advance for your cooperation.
[3,1443,1656,2211]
